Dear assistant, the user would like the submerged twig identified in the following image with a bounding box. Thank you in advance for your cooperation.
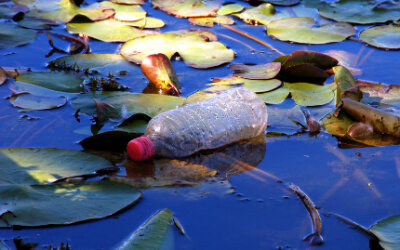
[287,183,323,245]
[220,24,285,56]
[218,33,256,51]
[48,31,90,54]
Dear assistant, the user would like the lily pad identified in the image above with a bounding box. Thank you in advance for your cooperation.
[116,209,173,250]
[111,0,145,4]
[217,3,243,15]
[211,76,282,93]
[234,3,284,26]
[96,1,146,21]
[10,93,67,111]
[258,82,335,106]
[0,2,28,19]
[72,91,185,123]
[267,17,356,44]
[333,66,358,104]
[120,30,235,68]
[357,80,400,104]
[0,148,142,227]
[188,15,234,27]
[262,0,300,6]
[151,0,222,18]
[67,19,160,42]
[22,0,115,24]
[370,215,400,250]
[317,0,400,24]
[0,23,36,49]
[360,25,400,50]
[229,62,281,80]
[18,18,57,30]
[16,72,84,93]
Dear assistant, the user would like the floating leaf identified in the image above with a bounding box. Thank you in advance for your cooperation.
[17,18,56,30]
[234,3,284,26]
[22,0,115,24]
[317,0,400,24]
[16,72,84,93]
[281,50,338,70]
[229,62,281,80]
[188,15,234,27]
[0,23,36,49]
[0,67,6,85]
[151,0,222,18]
[0,148,141,227]
[96,1,146,21]
[120,30,235,68]
[0,2,28,19]
[119,17,165,28]
[333,66,359,104]
[359,25,400,50]
[267,17,356,44]
[258,82,335,106]
[262,0,300,6]
[67,19,160,42]
[185,85,233,103]
[111,0,145,4]
[370,215,400,250]
[357,80,400,104]
[217,3,243,15]
[10,93,67,111]
[211,76,282,93]
[72,91,185,123]
[116,209,173,250]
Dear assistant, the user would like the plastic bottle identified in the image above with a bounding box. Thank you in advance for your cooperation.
[127,87,268,161]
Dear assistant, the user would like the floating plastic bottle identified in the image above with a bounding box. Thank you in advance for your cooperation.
[127,87,268,161]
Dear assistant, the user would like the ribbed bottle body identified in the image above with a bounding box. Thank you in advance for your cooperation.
[145,87,268,158]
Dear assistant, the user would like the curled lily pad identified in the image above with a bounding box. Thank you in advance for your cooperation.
[359,25,400,50]
[16,72,84,93]
[370,215,400,250]
[267,17,356,44]
[258,82,335,106]
[317,0,400,24]
[229,62,281,80]
[151,0,222,18]
[333,66,359,104]
[0,148,142,227]
[120,30,235,68]
[0,23,36,49]
[72,91,185,123]
[22,0,115,24]
[217,3,243,15]
[67,19,160,42]
[0,67,6,85]
[116,209,173,250]
[10,93,67,111]
[188,15,234,27]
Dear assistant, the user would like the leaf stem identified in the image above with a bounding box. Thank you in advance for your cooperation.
[220,24,285,56]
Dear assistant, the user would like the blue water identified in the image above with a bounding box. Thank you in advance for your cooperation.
[1,0,400,249]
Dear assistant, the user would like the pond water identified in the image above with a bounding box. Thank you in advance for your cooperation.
[1,0,400,249]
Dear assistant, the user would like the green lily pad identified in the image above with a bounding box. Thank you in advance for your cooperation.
[0,2,28,19]
[96,1,146,21]
[119,17,166,28]
[333,66,358,104]
[267,17,356,44]
[22,0,115,24]
[72,91,185,123]
[317,0,400,24]
[120,30,235,68]
[217,3,243,15]
[16,72,84,93]
[0,23,36,49]
[48,53,134,72]
[67,19,160,42]
[111,0,145,4]
[262,0,300,6]
[360,25,400,50]
[211,76,282,93]
[370,215,400,250]
[258,82,335,106]
[151,0,222,18]
[188,15,234,27]
[10,93,67,111]
[0,148,142,227]
[229,62,281,80]
[234,3,283,26]
[18,18,57,30]
[116,209,173,250]
[185,85,233,103]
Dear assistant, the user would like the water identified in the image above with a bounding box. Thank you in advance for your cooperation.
[1,0,400,249]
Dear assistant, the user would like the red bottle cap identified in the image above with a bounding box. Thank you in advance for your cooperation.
[127,136,155,161]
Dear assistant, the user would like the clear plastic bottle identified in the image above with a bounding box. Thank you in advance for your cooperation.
[127,87,268,161]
